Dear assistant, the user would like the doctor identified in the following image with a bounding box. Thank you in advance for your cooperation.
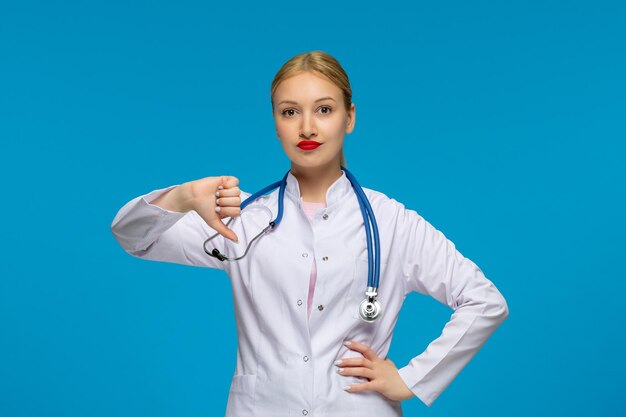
[111,50,509,417]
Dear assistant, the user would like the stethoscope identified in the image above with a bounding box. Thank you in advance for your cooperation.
[203,166,382,322]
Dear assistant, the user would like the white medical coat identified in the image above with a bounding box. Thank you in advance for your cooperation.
[110,170,509,417]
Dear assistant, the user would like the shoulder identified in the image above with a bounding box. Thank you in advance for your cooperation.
[361,186,427,230]
[361,186,411,215]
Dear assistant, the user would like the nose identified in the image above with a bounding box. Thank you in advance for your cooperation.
[299,112,317,139]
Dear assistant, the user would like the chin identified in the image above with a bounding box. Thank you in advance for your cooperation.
[291,156,339,169]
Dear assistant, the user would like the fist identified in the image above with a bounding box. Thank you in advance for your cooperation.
[186,175,241,243]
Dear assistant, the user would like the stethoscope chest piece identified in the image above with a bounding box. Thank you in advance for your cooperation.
[358,287,382,322]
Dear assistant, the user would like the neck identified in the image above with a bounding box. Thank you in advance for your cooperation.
[290,161,343,204]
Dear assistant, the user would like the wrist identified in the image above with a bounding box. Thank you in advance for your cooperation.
[150,184,189,213]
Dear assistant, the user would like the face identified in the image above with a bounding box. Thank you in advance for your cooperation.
[272,71,355,170]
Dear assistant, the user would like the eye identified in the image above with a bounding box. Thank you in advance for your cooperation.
[281,108,297,117]
[319,106,332,114]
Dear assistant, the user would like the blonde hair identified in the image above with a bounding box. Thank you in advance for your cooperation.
[270,50,352,168]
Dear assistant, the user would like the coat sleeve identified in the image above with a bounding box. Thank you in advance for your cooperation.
[110,184,231,271]
[393,204,509,407]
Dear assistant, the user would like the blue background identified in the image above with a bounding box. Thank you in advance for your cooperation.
[1,1,624,416]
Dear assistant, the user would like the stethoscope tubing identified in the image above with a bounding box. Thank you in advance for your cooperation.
[203,167,382,320]
[342,167,381,290]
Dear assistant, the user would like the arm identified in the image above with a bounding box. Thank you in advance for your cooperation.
[110,185,230,271]
[394,207,509,407]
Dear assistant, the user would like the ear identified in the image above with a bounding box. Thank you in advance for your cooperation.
[345,103,356,134]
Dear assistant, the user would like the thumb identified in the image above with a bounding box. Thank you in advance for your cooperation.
[206,212,239,244]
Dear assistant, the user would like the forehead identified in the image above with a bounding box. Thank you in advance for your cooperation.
[274,71,341,103]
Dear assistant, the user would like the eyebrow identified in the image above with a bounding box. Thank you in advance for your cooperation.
[277,96,337,106]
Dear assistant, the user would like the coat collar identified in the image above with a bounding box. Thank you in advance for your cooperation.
[285,169,353,207]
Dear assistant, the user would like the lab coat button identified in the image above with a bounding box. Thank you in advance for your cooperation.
[297,299,303,306]
[318,304,324,311]
[303,355,309,362]
[302,409,309,415]
[322,213,329,220]
[302,253,308,258]
[322,256,328,261]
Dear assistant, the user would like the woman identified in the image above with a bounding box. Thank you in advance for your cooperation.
[111,50,509,417]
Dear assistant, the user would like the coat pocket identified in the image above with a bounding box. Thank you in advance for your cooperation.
[225,374,256,416]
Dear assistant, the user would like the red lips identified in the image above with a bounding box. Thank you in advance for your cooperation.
[297,140,321,150]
